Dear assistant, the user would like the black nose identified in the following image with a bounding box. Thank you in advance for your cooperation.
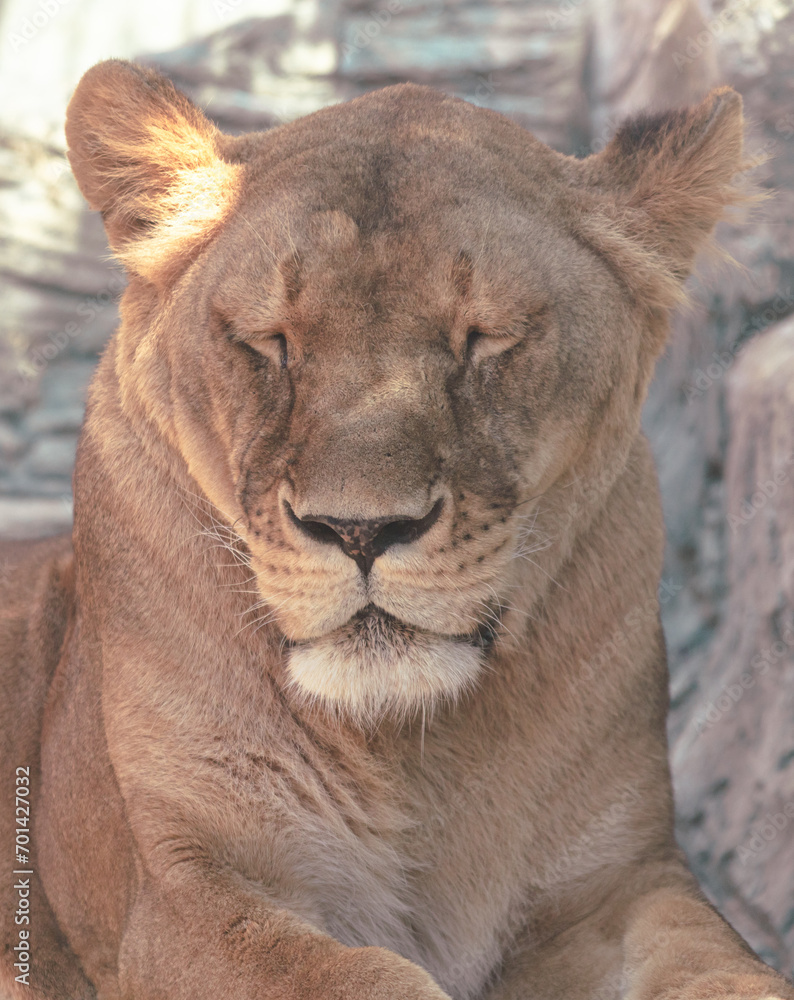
[286,498,444,574]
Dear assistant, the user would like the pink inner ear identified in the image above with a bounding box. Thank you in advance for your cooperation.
[571,88,747,309]
[66,59,242,286]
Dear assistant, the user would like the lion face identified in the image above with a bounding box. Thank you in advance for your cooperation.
[179,164,635,722]
[66,63,745,723]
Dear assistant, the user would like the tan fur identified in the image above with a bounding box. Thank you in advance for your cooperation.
[1,60,792,1000]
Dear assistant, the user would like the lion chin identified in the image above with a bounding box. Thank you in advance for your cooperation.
[286,606,487,725]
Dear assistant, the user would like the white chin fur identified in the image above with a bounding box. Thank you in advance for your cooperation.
[286,615,484,726]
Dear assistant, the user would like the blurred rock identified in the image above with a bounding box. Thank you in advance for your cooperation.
[0,129,122,505]
[338,1,590,150]
[622,1,794,973]
[589,0,717,139]
[24,435,79,481]
[144,14,342,132]
[673,315,794,970]
[0,496,72,540]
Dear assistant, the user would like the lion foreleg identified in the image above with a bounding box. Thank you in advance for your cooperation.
[484,861,794,1000]
[117,864,451,1000]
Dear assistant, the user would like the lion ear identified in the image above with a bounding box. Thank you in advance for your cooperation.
[576,87,747,309]
[66,59,241,285]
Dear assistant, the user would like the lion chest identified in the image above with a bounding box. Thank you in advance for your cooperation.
[197,739,512,1000]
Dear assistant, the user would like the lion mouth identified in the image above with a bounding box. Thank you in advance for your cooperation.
[283,603,500,721]
[357,605,499,649]
[285,603,493,722]
[286,604,498,653]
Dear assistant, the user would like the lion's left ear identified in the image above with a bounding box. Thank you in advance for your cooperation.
[575,87,747,310]
[66,59,242,286]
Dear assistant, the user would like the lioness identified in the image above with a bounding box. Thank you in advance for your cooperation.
[1,58,791,1000]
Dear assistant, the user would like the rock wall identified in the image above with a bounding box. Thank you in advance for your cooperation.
[638,2,794,972]
[1,0,792,975]
[672,316,794,968]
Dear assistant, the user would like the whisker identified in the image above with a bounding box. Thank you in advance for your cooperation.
[517,554,568,592]
[473,601,519,645]
[234,594,293,637]
[236,210,279,263]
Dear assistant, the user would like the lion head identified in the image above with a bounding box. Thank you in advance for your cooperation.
[66,61,745,724]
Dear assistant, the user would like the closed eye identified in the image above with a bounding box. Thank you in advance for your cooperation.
[227,327,288,369]
[465,326,488,360]
[465,325,524,364]
[268,333,288,369]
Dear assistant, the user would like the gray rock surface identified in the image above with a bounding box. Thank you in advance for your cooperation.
[672,315,794,969]
[636,2,794,973]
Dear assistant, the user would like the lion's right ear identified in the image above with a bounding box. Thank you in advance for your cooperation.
[573,88,747,312]
[66,59,241,286]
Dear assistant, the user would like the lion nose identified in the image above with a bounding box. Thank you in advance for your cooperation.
[286,499,444,575]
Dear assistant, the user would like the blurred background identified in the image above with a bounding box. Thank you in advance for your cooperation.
[1,0,793,976]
